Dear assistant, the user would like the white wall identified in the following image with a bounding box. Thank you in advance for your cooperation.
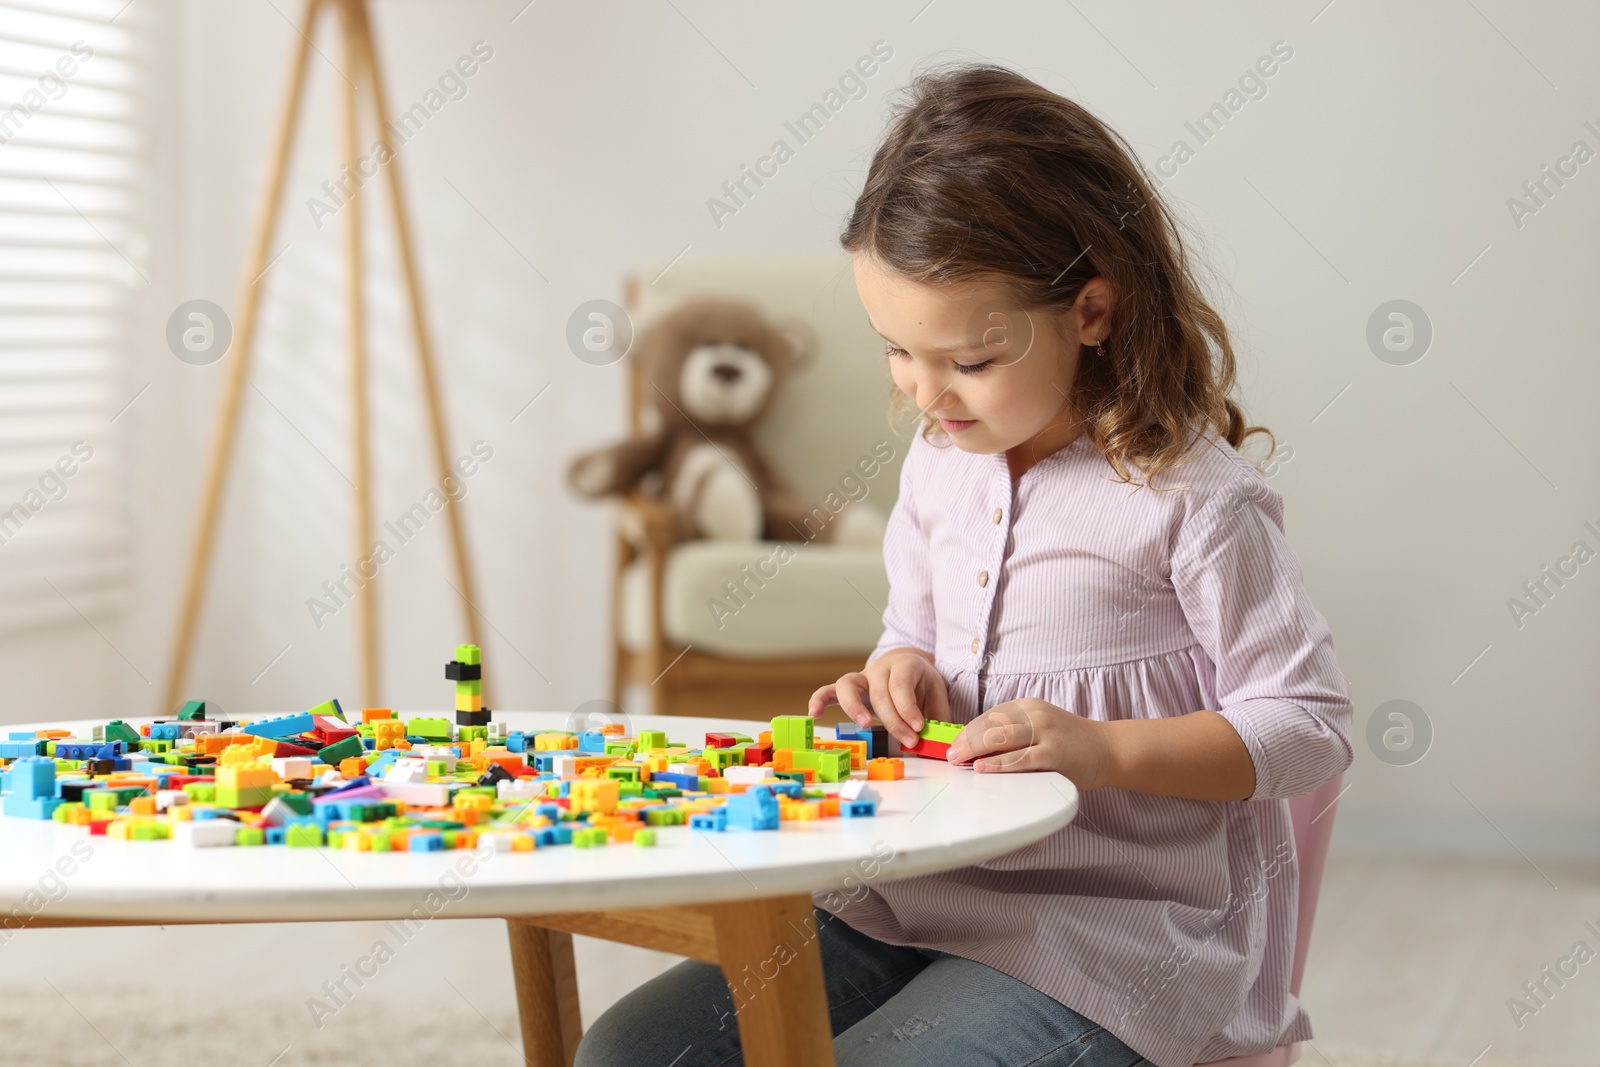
[11,0,1594,858]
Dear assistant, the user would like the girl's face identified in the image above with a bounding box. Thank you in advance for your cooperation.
[852,252,1109,461]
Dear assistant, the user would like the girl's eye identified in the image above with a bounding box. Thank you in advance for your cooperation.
[955,360,993,375]
[883,343,906,359]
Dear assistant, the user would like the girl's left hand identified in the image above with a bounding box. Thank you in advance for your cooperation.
[946,697,1113,791]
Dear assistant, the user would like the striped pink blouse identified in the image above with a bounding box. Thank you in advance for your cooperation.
[814,425,1353,1067]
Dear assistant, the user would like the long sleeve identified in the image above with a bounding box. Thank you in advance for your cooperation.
[1170,474,1353,801]
[867,434,936,666]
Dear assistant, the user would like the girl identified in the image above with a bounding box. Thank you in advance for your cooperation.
[576,63,1352,1067]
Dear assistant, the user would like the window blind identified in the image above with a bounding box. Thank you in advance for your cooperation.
[0,0,137,632]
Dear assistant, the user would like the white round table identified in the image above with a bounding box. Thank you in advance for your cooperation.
[0,711,1078,1066]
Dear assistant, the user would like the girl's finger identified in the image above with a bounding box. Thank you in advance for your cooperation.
[887,665,924,733]
[833,675,873,724]
[867,673,917,748]
[806,685,835,718]
[975,742,1044,774]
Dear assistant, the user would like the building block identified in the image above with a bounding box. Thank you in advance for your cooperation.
[362,708,395,724]
[172,820,237,847]
[725,785,780,831]
[901,719,962,760]
[636,730,667,751]
[305,698,346,722]
[103,720,140,745]
[771,715,813,752]
[867,757,905,780]
[317,735,365,766]
[816,738,867,770]
[405,717,452,741]
[633,828,656,847]
[789,748,850,783]
[242,712,314,739]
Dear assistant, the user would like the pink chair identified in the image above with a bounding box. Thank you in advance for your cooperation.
[1197,773,1345,1067]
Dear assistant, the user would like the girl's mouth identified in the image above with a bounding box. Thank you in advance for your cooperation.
[939,418,976,433]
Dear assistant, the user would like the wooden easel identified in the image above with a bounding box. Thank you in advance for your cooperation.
[161,0,483,713]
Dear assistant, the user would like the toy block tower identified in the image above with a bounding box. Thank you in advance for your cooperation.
[447,643,491,727]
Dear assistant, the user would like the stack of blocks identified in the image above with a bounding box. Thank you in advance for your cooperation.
[446,644,491,728]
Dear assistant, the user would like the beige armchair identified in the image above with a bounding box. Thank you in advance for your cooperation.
[606,255,903,721]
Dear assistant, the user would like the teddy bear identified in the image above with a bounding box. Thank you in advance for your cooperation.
[566,295,886,547]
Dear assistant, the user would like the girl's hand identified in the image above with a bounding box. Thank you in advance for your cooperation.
[946,697,1114,790]
[807,648,951,749]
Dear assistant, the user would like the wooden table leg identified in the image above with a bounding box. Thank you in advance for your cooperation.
[710,894,837,1067]
[507,919,583,1067]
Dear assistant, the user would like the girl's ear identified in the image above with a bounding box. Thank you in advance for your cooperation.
[1074,276,1116,345]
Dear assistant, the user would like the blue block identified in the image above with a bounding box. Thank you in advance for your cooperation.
[505,732,528,753]
[725,785,779,831]
[7,732,35,740]
[833,722,859,741]
[653,771,700,791]
[0,740,44,758]
[689,809,727,832]
[150,723,182,740]
[536,825,574,847]
[535,803,562,821]
[364,749,403,777]
[769,780,804,799]
[578,730,608,753]
[243,712,315,739]
[533,753,556,774]
[8,757,55,798]
[840,799,877,818]
[409,833,445,851]
[4,796,63,819]
[264,827,287,845]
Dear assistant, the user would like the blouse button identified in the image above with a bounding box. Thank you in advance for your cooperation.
[977,570,989,587]
[991,507,1002,524]
[970,636,980,653]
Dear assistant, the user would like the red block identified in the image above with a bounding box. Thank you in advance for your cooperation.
[704,732,738,749]
[901,737,950,760]
[744,743,773,766]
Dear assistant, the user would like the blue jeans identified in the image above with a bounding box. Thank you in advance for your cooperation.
[574,906,1151,1067]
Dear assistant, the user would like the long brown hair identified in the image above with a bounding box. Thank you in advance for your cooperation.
[840,62,1273,488]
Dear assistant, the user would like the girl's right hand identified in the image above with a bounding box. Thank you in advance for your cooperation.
[806,648,951,749]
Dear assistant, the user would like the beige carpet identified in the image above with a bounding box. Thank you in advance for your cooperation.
[0,988,1573,1067]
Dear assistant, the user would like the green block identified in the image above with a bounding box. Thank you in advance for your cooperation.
[286,823,325,847]
[642,786,681,800]
[86,791,120,812]
[637,730,667,751]
[182,782,216,803]
[425,760,448,778]
[139,739,172,754]
[697,776,710,792]
[356,724,375,738]
[455,643,481,666]
[458,725,487,745]
[920,719,963,745]
[306,698,346,722]
[771,715,813,752]
[605,765,640,782]
[235,826,264,846]
[790,748,850,783]
[605,741,636,758]
[704,748,741,771]
[216,786,274,808]
[277,792,314,816]
[369,833,392,852]
[177,699,207,721]
[618,781,642,798]
[644,807,684,826]
[103,720,140,745]
[130,823,168,841]
[317,735,365,766]
[774,771,806,784]
[53,802,84,823]
[406,717,452,741]
[455,679,482,697]
[633,828,656,847]
[573,827,607,847]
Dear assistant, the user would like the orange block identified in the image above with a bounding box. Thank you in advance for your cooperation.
[127,796,157,816]
[362,708,395,723]
[867,757,905,781]
[338,757,367,778]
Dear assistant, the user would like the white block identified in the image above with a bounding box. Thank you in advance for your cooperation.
[378,780,452,807]
[155,789,189,812]
[271,757,314,781]
[384,759,428,784]
[497,778,541,801]
[838,780,881,803]
[724,765,775,785]
[172,820,238,848]
[551,754,578,778]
